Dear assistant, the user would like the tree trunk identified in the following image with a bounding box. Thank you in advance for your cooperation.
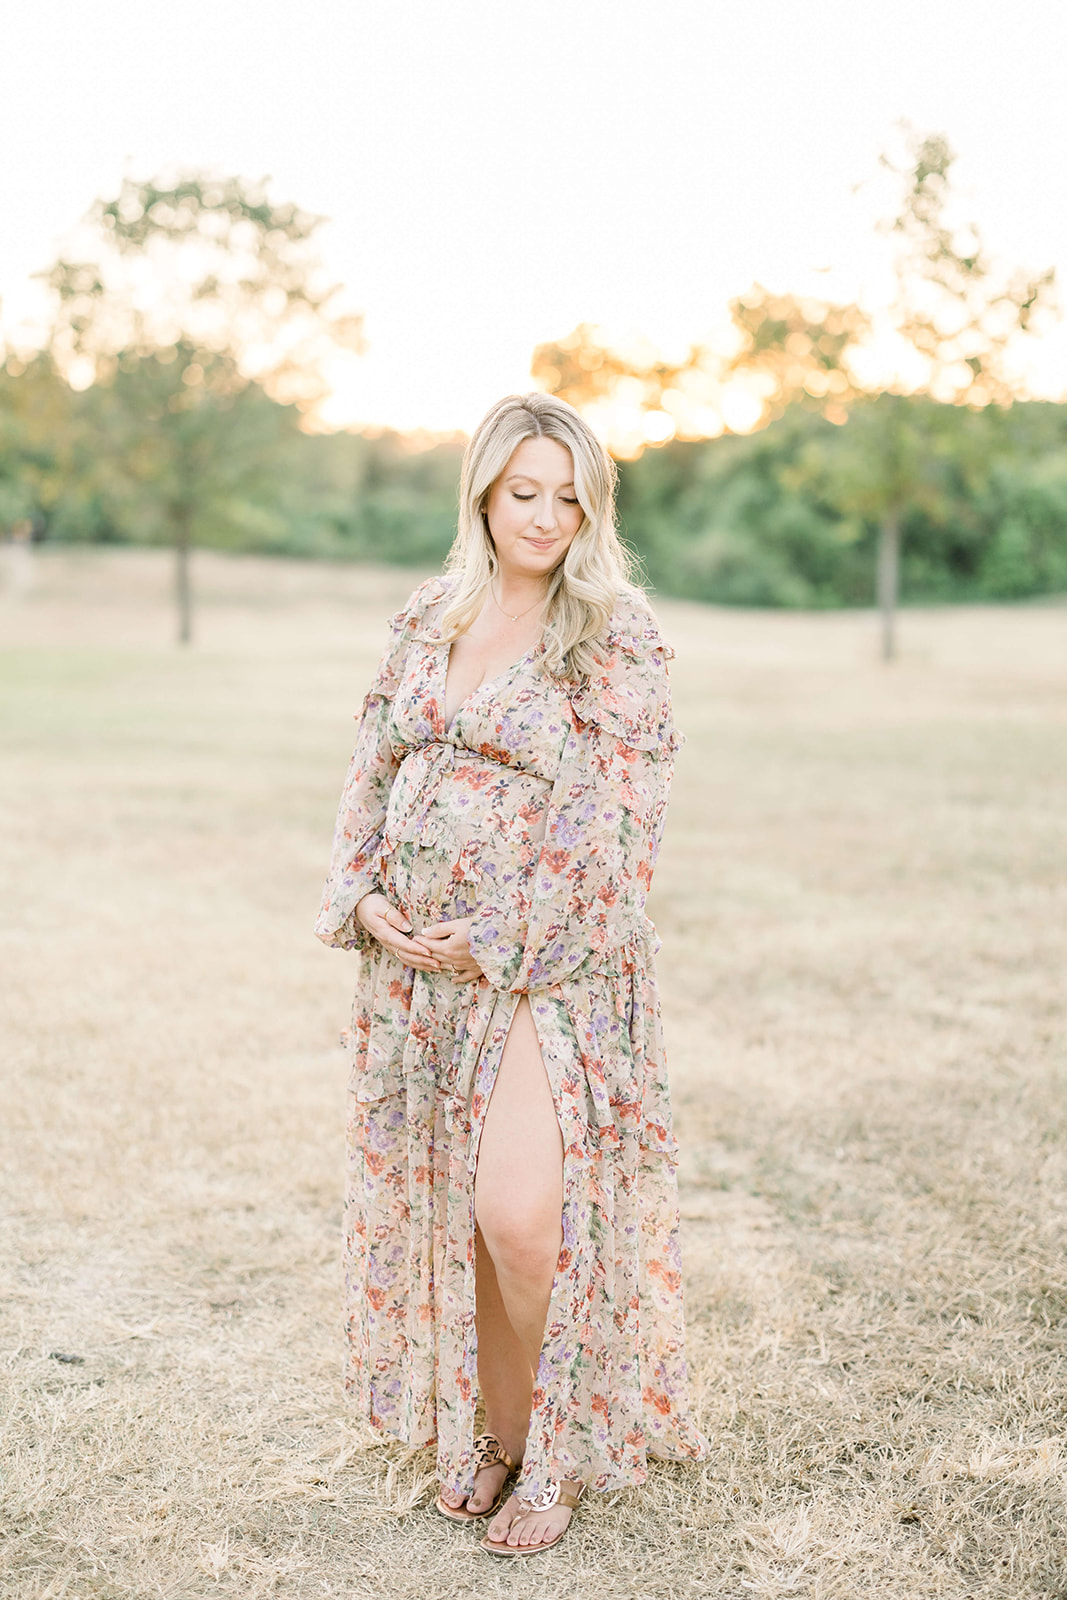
[174,507,192,645]
[876,510,900,662]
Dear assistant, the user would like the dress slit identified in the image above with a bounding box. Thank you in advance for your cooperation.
[466,989,589,1498]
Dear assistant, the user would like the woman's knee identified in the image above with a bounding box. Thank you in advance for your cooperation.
[475,1198,561,1281]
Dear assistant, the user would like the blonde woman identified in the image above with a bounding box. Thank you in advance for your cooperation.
[316,393,706,1555]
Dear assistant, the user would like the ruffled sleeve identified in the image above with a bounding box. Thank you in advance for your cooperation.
[314,577,445,951]
[466,598,682,991]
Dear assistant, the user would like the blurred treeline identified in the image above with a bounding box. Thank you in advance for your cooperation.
[2,137,1064,627]
[0,353,464,567]
[618,397,1067,606]
[3,353,1066,607]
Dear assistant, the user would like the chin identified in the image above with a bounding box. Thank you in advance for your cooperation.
[501,552,555,578]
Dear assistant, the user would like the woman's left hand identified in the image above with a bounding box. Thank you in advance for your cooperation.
[418,917,484,983]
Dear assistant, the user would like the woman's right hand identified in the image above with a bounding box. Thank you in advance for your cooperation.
[355,892,442,972]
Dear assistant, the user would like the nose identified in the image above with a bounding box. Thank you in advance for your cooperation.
[532,496,558,533]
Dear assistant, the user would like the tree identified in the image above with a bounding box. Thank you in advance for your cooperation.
[864,129,1056,656]
[534,131,1057,655]
[42,174,363,641]
[726,286,869,424]
[884,131,1055,408]
[729,131,1057,657]
[531,322,703,416]
[530,323,711,454]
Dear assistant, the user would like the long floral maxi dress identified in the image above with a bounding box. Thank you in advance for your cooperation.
[315,575,707,1502]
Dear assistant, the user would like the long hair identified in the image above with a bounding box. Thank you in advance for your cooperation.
[440,392,636,682]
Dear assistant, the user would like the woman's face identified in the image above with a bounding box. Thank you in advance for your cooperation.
[484,435,585,582]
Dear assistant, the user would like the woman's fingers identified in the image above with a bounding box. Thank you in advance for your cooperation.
[358,906,482,975]
[393,939,441,968]
[364,907,440,968]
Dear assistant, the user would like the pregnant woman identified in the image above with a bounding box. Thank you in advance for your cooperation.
[316,392,706,1556]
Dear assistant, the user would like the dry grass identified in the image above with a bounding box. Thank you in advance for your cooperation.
[1,545,1065,1599]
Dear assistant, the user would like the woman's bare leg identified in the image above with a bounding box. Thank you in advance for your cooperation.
[439,994,561,1514]
[438,1225,539,1513]
[467,997,582,1547]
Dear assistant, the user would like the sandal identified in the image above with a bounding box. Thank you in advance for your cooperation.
[434,1433,518,1523]
[480,1479,586,1556]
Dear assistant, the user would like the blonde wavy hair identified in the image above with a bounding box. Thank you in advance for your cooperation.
[440,392,636,682]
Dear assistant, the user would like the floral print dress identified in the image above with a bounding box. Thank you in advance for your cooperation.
[316,575,707,1501]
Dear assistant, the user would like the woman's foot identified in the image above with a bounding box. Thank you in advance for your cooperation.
[437,1459,511,1517]
[435,1430,523,1520]
[483,1482,582,1550]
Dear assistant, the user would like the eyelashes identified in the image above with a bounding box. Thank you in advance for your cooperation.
[511,493,581,505]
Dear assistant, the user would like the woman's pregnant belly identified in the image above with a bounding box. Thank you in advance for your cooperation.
[379,744,552,935]
[379,840,480,933]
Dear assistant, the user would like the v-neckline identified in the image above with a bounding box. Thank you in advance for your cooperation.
[440,637,539,736]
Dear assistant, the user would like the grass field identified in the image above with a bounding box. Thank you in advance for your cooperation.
[2,546,1065,1600]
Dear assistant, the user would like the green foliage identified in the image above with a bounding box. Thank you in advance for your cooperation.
[0,354,463,567]
[978,453,1067,598]
[617,398,1067,608]
[2,355,1067,607]
[727,286,870,418]
[45,174,362,407]
[617,409,868,607]
[32,171,366,640]
[293,430,464,564]
[883,130,1057,405]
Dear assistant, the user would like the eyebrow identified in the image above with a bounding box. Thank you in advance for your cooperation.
[505,474,576,487]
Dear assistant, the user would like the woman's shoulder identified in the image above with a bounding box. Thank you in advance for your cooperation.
[603,586,675,666]
[365,574,454,698]
[570,587,679,751]
[387,572,456,636]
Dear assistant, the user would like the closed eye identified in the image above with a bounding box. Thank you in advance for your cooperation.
[511,493,581,504]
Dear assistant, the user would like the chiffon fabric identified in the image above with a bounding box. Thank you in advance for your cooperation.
[315,575,706,1501]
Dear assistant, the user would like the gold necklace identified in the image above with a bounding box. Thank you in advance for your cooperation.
[491,579,544,623]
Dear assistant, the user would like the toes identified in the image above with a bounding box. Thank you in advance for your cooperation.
[516,1510,568,1547]
[488,1494,521,1545]
[468,1464,505,1512]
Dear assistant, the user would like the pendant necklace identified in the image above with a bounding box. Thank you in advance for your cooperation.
[491,579,544,623]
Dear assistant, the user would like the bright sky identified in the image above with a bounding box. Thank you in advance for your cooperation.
[4,0,1066,435]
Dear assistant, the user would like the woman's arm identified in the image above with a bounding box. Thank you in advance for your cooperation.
[314,578,444,952]
[466,622,681,991]
[314,687,402,952]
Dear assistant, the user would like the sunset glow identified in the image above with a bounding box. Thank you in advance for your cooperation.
[2,2,1066,441]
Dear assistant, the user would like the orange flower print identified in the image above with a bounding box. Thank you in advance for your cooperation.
[647,1260,683,1293]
